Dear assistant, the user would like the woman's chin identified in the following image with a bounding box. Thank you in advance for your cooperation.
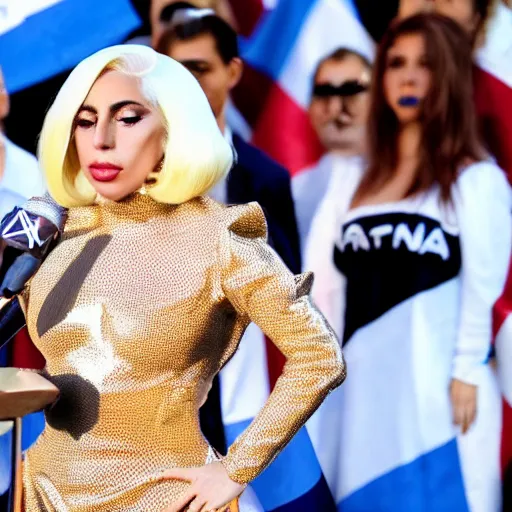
[395,109,421,126]
[91,182,140,202]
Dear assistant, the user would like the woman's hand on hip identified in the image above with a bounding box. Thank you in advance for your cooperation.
[450,378,477,435]
[161,461,245,512]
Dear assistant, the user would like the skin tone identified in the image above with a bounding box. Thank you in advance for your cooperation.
[165,32,243,133]
[309,56,371,155]
[353,33,478,435]
[73,70,244,510]
[74,70,166,201]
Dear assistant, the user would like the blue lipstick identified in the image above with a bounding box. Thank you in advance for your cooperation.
[398,96,420,107]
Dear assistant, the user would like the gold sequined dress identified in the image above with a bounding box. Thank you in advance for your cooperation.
[21,193,345,511]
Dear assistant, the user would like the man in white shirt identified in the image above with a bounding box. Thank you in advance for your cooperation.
[0,66,46,508]
[0,70,45,219]
[293,48,372,251]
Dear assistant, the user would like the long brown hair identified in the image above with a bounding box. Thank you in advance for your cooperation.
[355,13,485,203]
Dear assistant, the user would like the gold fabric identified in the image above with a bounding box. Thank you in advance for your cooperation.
[22,193,345,511]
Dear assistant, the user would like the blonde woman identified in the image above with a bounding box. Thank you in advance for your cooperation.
[15,44,345,511]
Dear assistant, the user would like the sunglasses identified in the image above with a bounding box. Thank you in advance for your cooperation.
[312,80,369,98]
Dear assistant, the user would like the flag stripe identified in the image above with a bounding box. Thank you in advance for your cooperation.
[251,82,324,175]
[231,65,275,129]
[0,0,140,92]
[272,476,337,512]
[502,401,512,474]
[277,0,374,108]
[474,67,512,181]
[227,0,266,37]
[242,0,317,81]
[339,440,469,512]
[225,421,324,510]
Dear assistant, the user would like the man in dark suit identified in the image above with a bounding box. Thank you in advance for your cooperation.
[157,2,300,274]
[156,4,301,455]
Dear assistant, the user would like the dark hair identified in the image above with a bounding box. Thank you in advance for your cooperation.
[472,0,496,45]
[156,8,239,64]
[474,0,495,18]
[313,47,372,84]
[354,13,485,204]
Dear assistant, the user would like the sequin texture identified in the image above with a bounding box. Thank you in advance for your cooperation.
[22,194,345,511]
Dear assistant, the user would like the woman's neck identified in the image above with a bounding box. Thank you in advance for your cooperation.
[397,122,421,167]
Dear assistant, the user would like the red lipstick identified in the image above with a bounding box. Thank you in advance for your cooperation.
[88,162,122,182]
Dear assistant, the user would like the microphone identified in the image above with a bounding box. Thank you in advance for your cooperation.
[0,297,26,351]
[0,194,67,348]
[0,193,67,297]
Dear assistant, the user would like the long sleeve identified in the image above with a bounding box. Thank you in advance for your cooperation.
[218,202,346,484]
[452,161,512,385]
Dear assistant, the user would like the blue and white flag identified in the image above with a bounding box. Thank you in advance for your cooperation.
[0,0,141,92]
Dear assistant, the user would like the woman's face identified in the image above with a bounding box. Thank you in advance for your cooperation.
[433,0,479,34]
[74,70,166,201]
[383,33,432,126]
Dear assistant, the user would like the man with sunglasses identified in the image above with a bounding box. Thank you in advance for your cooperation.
[309,48,371,155]
[293,48,372,248]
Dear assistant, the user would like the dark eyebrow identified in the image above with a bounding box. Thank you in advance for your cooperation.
[77,100,146,115]
[179,59,210,68]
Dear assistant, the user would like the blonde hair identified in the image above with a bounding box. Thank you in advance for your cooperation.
[38,44,233,207]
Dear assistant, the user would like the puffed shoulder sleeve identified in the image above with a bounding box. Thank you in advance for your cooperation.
[218,202,346,484]
[452,161,512,385]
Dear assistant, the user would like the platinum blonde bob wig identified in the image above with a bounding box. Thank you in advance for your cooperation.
[38,44,233,207]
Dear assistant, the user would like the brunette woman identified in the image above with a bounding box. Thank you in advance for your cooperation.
[305,13,511,512]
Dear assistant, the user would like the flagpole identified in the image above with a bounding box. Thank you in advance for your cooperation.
[7,417,22,512]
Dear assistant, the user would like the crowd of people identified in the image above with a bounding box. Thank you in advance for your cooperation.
[0,0,511,510]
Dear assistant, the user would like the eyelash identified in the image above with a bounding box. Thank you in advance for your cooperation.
[76,119,94,128]
[75,115,143,128]
[121,115,142,125]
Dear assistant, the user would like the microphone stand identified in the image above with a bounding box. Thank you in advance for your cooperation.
[8,418,22,512]
[0,198,64,511]
[0,298,21,512]
[0,299,57,512]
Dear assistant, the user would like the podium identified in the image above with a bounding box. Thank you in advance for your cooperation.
[0,368,58,512]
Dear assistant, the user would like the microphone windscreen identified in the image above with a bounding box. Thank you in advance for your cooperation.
[1,193,66,259]
[1,253,41,298]
[23,193,67,232]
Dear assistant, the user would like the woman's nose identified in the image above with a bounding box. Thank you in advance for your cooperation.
[93,119,115,150]
[401,64,422,87]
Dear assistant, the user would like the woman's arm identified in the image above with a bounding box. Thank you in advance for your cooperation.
[218,202,346,484]
[451,161,512,431]
[162,202,346,512]
[452,162,511,384]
